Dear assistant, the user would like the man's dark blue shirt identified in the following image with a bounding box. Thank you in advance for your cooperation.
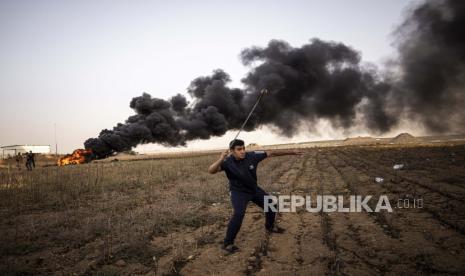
[220,151,268,194]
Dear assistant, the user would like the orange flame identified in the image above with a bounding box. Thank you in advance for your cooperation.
[57,149,93,166]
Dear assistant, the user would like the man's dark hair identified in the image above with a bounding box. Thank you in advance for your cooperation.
[229,139,245,150]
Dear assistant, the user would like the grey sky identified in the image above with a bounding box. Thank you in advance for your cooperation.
[0,0,413,153]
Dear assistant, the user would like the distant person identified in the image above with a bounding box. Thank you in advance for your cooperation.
[26,151,35,171]
[208,139,304,254]
[29,151,35,168]
[15,153,23,170]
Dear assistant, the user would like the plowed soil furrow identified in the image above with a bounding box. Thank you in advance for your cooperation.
[343,147,465,200]
[334,148,465,236]
[326,149,465,274]
[352,146,465,183]
[314,151,396,275]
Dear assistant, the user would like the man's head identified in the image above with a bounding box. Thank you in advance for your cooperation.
[229,139,246,160]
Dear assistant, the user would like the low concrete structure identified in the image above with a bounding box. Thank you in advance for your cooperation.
[1,145,51,159]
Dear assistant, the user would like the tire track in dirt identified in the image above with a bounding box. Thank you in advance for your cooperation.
[241,156,305,276]
[244,154,307,275]
[295,153,333,275]
[326,149,465,274]
[256,152,332,275]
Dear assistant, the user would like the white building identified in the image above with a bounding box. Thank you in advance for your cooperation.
[1,145,51,159]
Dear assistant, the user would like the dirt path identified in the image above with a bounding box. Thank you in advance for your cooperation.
[255,151,331,275]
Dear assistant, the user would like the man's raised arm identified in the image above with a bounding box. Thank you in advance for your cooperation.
[265,149,304,158]
[208,149,229,174]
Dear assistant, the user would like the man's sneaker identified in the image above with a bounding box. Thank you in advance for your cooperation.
[267,225,285,234]
[221,244,239,255]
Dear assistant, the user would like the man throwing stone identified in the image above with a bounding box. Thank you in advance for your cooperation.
[208,139,304,254]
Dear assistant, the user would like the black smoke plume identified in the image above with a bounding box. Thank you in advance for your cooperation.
[393,0,465,132]
[85,0,464,158]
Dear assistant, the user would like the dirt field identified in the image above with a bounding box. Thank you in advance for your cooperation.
[1,143,465,275]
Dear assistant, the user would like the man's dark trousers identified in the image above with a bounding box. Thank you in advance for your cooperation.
[224,186,276,246]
